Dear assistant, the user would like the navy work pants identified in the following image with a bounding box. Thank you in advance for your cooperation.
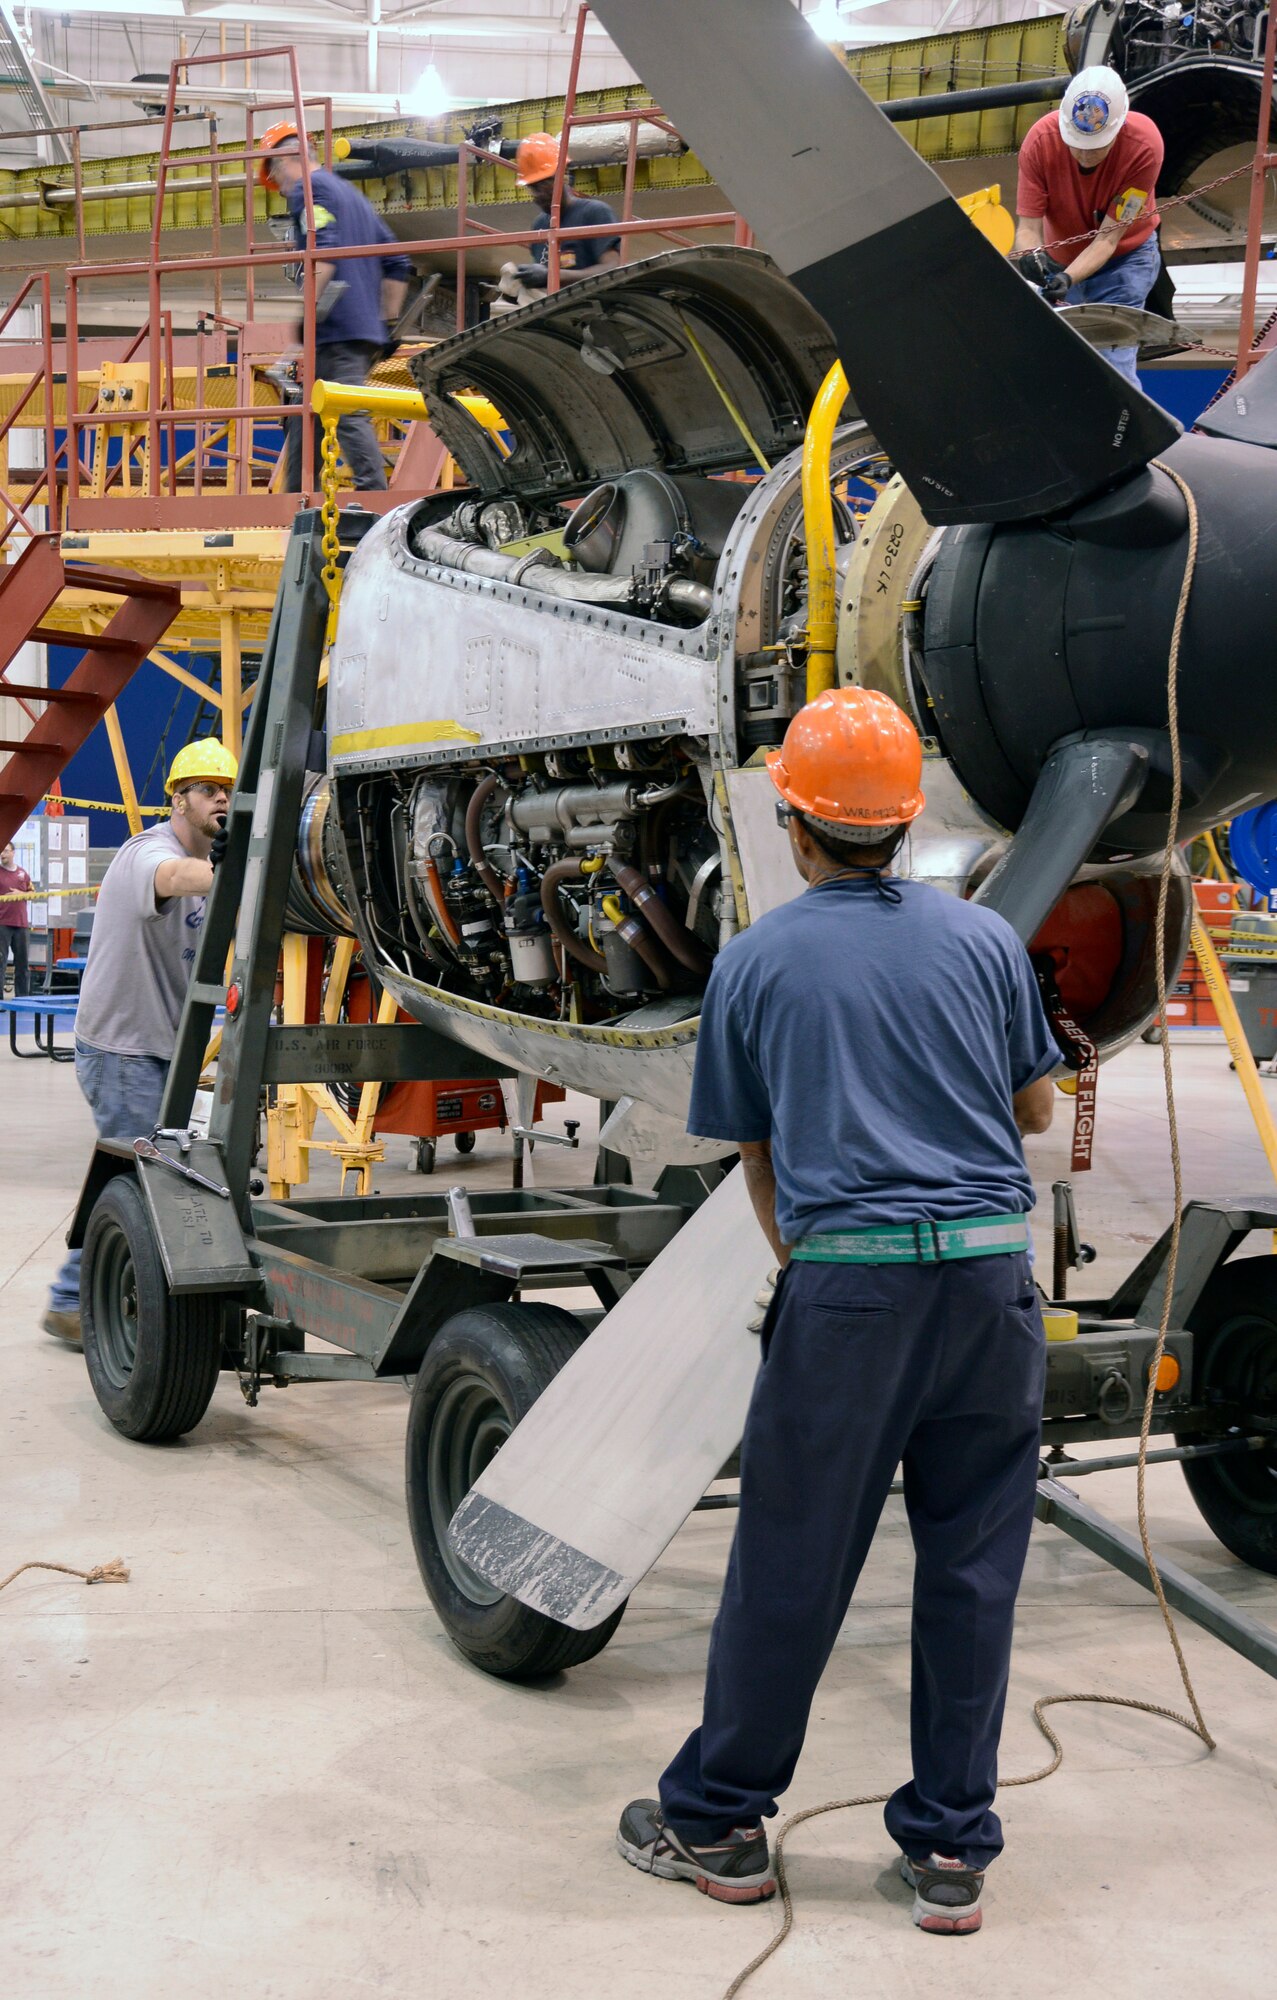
[659,1253,1046,1868]
[284,339,387,493]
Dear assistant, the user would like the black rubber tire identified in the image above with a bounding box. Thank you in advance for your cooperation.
[405,1301,626,1677]
[454,1129,476,1156]
[1177,1258,1277,1576]
[82,1175,223,1443]
[413,1138,437,1175]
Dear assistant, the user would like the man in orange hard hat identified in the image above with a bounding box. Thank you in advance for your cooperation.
[259,122,414,490]
[493,130,620,312]
[617,687,1059,1931]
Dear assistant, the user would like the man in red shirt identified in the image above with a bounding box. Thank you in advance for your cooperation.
[0,840,33,997]
[1013,66,1163,387]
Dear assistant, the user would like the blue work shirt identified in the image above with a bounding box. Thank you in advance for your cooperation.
[287,168,415,348]
[531,192,620,272]
[687,875,1060,1243]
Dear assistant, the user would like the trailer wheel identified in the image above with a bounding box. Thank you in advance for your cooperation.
[412,1138,436,1175]
[454,1129,476,1156]
[82,1175,222,1443]
[1178,1257,1277,1575]
[405,1302,625,1677]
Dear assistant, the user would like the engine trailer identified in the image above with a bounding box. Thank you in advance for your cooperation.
[66,511,1277,1683]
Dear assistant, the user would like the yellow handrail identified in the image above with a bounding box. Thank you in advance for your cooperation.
[310,379,430,424]
[801,359,850,700]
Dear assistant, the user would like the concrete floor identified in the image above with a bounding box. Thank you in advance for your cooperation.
[3,1035,1277,1999]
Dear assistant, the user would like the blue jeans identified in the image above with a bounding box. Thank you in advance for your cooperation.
[1065,234,1161,388]
[49,1039,170,1312]
[658,1252,1046,1868]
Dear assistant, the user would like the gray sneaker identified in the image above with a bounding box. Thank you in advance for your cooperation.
[617,1798,776,1904]
[899,1851,984,1934]
[41,1309,82,1347]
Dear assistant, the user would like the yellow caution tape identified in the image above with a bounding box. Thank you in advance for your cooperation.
[40,794,167,816]
[0,882,101,903]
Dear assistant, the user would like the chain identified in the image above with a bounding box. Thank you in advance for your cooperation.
[1041,154,1272,256]
[319,413,343,644]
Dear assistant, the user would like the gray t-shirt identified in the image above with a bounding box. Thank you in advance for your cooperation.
[75,823,206,1059]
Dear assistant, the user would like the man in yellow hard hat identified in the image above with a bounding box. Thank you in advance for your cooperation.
[617,688,1058,1932]
[493,131,621,313]
[43,740,238,1345]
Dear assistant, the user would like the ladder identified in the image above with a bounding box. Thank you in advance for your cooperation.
[0,535,181,846]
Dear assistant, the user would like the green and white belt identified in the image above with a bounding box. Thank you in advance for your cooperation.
[791,1213,1029,1265]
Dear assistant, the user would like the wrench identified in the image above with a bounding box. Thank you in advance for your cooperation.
[133,1135,231,1199]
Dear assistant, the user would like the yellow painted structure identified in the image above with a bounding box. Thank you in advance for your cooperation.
[0,19,1066,242]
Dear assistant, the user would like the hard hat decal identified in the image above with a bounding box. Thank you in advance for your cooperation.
[1070,91,1111,136]
[1059,66,1129,150]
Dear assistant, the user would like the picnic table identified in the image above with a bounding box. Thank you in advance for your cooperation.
[0,996,80,1061]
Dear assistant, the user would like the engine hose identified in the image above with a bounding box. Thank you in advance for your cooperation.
[423,856,462,949]
[465,773,506,904]
[608,856,712,975]
[603,893,674,991]
[540,858,607,973]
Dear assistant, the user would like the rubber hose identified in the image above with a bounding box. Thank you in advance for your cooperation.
[613,909,674,991]
[540,858,607,973]
[465,773,505,904]
[609,857,712,974]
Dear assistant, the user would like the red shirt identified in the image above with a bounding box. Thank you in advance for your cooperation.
[1016,109,1162,261]
[0,862,31,928]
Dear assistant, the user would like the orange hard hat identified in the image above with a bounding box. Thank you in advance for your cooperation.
[516,131,562,186]
[767,687,925,829]
[258,120,300,188]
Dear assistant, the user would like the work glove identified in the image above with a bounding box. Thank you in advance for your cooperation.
[746,1266,781,1335]
[1013,246,1067,292]
[1040,268,1072,304]
[209,818,229,872]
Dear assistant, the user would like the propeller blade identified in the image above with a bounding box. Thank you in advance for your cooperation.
[590,0,1180,525]
[973,736,1150,943]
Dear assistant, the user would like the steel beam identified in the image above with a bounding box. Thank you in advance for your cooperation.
[1035,1477,1277,1681]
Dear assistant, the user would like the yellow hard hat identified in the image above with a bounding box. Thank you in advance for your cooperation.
[166,739,239,796]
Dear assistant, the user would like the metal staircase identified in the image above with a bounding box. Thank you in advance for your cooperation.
[0,536,181,845]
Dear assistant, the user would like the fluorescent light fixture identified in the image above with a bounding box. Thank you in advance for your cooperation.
[405,62,450,120]
[807,0,848,35]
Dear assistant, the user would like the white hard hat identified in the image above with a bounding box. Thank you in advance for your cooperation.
[1059,66,1130,151]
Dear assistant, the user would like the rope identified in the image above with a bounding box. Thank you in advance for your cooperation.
[722,1692,1206,2000]
[1143,456,1214,1748]
[0,1557,129,1591]
[721,462,1212,1999]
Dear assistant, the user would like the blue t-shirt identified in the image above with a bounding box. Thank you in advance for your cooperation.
[531,193,620,272]
[287,169,415,348]
[687,875,1060,1243]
